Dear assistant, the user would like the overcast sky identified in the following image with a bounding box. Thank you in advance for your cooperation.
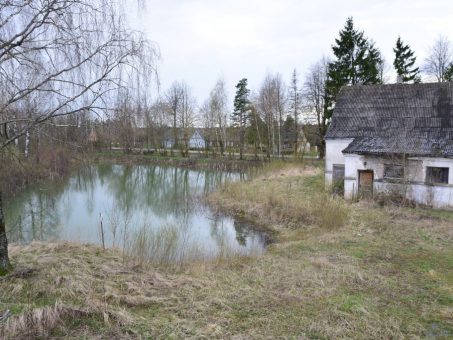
[129,0,453,106]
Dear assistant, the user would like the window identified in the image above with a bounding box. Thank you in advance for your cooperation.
[332,164,345,182]
[332,164,345,194]
[384,164,404,179]
[426,167,449,184]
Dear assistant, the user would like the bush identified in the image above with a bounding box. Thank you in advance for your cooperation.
[374,190,415,208]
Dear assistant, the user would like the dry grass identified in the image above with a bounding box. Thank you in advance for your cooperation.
[1,163,452,338]
[0,242,186,338]
[209,163,349,230]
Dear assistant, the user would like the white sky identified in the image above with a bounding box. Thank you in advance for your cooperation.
[129,0,453,106]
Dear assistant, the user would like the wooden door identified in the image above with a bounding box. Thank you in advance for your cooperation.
[358,170,374,197]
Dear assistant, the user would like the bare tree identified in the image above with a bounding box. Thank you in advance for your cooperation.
[178,82,197,156]
[202,78,229,156]
[303,57,329,158]
[165,82,184,153]
[258,75,275,157]
[274,74,286,157]
[257,73,286,157]
[424,35,453,82]
[288,69,302,157]
[0,0,158,273]
[378,58,392,84]
[146,99,170,152]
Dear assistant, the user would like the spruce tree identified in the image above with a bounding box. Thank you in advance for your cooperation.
[325,17,382,119]
[232,78,250,160]
[393,36,420,83]
[445,63,453,82]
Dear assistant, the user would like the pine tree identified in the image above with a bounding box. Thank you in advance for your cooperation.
[393,37,420,83]
[445,63,453,82]
[325,17,382,119]
[232,78,250,160]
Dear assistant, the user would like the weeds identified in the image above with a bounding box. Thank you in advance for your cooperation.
[125,223,262,269]
[309,193,349,230]
[209,165,349,230]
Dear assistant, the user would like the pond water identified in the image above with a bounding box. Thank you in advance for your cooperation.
[5,164,267,260]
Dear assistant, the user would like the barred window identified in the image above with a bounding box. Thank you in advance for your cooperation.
[426,167,449,184]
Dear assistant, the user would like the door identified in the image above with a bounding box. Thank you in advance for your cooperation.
[358,170,374,197]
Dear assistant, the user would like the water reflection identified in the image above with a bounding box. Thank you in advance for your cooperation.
[5,165,266,258]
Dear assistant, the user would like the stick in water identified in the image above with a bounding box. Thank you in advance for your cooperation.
[99,213,105,250]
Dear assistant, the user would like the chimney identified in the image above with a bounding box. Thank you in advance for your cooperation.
[396,75,403,84]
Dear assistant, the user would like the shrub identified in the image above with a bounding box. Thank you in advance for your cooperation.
[374,190,415,208]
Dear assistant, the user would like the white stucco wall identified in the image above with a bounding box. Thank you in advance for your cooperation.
[325,138,353,185]
[343,153,453,208]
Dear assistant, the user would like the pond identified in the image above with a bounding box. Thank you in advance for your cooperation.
[5,164,267,261]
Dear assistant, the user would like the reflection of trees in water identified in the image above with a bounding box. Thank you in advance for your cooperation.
[93,164,240,219]
[6,164,246,247]
[209,214,230,250]
[6,190,61,243]
[233,219,252,247]
[209,214,253,248]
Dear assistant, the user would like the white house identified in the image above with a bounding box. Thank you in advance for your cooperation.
[325,82,453,208]
[188,129,206,149]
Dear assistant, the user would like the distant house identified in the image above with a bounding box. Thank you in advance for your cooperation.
[162,128,207,150]
[188,129,206,149]
[281,126,309,154]
[325,82,453,208]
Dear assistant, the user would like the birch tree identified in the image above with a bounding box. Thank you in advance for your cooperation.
[424,35,453,82]
[201,78,229,156]
[304,57,329,158]
[258,73,286,157]
[288,69,302,157]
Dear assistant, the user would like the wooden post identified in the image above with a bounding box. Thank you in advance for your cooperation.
[99,213,105,250]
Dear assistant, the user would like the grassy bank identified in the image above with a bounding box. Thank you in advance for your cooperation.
[1,163,452,338]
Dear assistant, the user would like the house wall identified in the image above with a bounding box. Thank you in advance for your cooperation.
[325,138,354,185]
[344,153,453,208]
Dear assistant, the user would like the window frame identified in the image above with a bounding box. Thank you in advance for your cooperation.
[426,166,449,184]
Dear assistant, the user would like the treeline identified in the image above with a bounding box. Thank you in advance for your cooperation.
[90,17,453,160]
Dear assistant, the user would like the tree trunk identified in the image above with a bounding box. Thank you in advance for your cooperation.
[294,109,298,158]
[0,191,10,274]
[239,127,244,160]
[318,139,326,159]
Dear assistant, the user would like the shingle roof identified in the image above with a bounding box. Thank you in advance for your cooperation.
[326,82,453,157]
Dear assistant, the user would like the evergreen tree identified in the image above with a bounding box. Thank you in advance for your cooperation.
[445,63,453,82]
[232,78,250,160]
[325,17,382,119]
[393,36,420,83]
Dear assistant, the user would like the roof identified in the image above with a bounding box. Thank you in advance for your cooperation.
[326,82,453,158]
